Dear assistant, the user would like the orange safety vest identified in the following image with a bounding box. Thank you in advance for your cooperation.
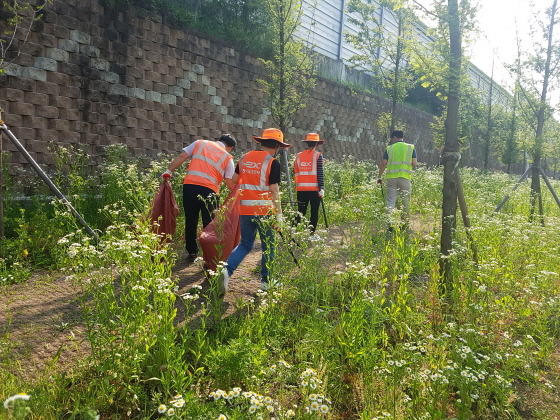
[238,150,274,216]
[183,140,233,193]
[294,150,320,191]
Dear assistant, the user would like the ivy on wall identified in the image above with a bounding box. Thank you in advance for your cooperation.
[101,0,275,58]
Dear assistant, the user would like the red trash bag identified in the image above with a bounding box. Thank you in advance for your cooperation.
[150,179,179,242]
[199,186,241,272]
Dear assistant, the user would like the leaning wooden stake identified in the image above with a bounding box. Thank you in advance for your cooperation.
[455,169,478,265]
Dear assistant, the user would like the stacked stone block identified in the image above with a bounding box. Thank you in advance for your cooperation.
[0,0,440,171]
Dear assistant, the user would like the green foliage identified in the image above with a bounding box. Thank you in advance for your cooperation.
[345,0,419,132]
[0,0,53,70]
[257,0,317,131]
[3,153,560,419]
[101,0,275,58]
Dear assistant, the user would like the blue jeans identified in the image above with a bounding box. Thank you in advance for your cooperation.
[226,215,275,283]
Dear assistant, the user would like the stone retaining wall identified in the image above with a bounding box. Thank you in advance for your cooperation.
[1,0,446,172]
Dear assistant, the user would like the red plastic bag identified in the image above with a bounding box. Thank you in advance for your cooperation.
[150,179,179,242]
[199,186,241,272]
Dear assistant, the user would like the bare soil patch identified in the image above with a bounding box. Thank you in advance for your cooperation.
[0,241,267,383]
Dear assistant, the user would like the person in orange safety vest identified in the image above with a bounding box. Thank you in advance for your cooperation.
[294,133,325,235]
[217,128,291,293]
[162,134,236,260]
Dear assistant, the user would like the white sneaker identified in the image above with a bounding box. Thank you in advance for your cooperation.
[309,234,321,241]
[218,268,230,294]
[260,282,269,291]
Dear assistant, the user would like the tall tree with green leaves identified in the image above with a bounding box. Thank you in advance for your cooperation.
[345,0,418,136]
[257,0,317,198]
[413,0,478,297]
[517,0,560,223]
[502,37,524,173]
[258,0,317,134]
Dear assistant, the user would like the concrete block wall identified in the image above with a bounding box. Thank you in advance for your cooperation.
[0,0,440,171]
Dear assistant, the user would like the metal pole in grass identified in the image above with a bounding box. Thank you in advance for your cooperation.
[538,166,560,210]
[320,198,329,229]
[0,120,99,242]
[493,166,531,213]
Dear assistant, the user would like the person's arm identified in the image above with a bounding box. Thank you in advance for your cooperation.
[231,163,241,185]
[412,157,418,168]
[378,159,388,178]
[317,155,325,187]
[167,151,190,173]
[224,159,236,191]
[225,178,235,191]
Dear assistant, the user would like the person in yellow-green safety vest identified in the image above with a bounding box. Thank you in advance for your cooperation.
[377,130,417,231]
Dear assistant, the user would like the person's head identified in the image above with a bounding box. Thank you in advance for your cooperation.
[252,128,291,154]
[390,130,404,143]
[302,133,324,149]
[218,133,236,152]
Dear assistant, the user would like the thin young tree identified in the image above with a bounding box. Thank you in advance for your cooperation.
[413,0,478,297]
[502,36,524,173]
[519,0,560,224]
[345,0,419,135]
[257,0,317,200]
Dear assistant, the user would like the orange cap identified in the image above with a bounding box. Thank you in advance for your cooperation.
[302,132,324,145]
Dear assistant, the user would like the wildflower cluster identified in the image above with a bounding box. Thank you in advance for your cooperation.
[304,393,331,414]
[300,367,322,389]
[157,394,185,417]
[3,393,31,420]
[371,411,392,420]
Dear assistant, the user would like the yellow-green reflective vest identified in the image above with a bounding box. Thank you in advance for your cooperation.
[386,142,414,180]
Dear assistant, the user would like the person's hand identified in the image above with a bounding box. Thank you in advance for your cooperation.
[162,169,172,179]
[377,178,382,185]
[318,189,325,198]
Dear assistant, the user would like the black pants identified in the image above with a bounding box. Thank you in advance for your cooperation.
[297,190,321,233]
[183,184,219,254]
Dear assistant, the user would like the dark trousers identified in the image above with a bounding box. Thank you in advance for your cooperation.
[183,184,219,254]
[297,190,321,233]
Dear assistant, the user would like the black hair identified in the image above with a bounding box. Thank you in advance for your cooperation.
[391,130,404,139]
[259,139,282,149]
[218,133,237,148]
[304,141,318,148]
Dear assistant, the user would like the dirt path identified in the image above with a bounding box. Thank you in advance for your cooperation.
[0,244,265,383]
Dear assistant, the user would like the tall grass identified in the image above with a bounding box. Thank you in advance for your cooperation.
[2,149,560,419]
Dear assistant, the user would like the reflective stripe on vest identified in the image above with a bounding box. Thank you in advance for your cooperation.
[294,150,320,191]
[183,140,232,192]
[386,142,414,180]
[239,151,274,215]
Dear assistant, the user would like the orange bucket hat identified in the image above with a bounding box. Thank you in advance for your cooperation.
[253,128,292,148]
[302,132,325,145]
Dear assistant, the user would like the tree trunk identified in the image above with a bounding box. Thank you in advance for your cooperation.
[483,60,495,170]
[439,0,462,301]
[531,0,557,223]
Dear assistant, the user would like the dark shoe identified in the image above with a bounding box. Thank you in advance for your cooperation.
[187,253,198,262]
